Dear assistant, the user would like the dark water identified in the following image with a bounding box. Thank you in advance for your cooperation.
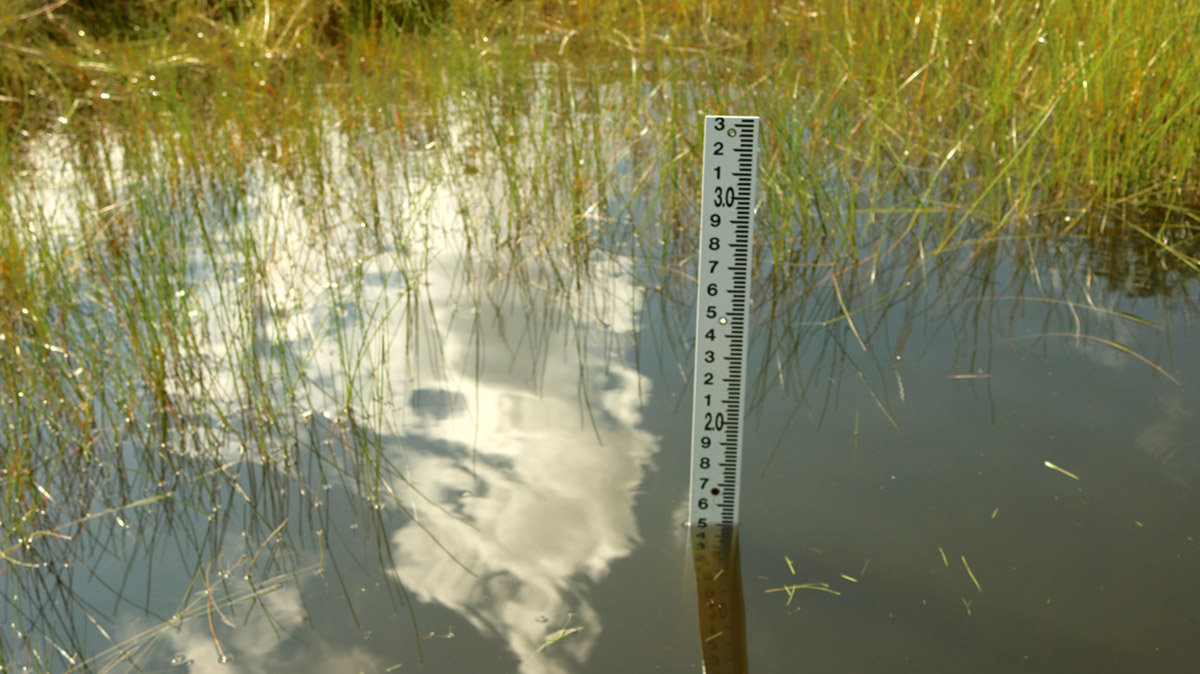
[4,147,1200,674]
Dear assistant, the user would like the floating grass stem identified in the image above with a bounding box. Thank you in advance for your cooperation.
[961,556,982,594]
[1044,461,1081,481]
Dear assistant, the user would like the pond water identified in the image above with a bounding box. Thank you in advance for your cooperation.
[3,123,1199,674]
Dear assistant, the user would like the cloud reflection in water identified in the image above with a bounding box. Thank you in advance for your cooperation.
[385,220,657,673]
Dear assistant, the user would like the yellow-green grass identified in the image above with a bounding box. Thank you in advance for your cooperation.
[2,0,1198,588]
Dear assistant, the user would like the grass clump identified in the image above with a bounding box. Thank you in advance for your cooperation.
[13,0,1198,268]
[1,4,1196,479]
[1,2,1199,671]
[1,4,1196,500]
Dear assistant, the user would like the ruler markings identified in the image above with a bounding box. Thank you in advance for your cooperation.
[688,117,757,668]
[688,115,759,530]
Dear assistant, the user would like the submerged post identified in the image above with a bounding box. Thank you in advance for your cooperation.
[687,115,758,673]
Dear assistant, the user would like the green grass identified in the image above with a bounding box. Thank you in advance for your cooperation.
[3,0,1197,570]
[2,1,1199,670]
[1,0,1195,504]
[4,0,1198,207]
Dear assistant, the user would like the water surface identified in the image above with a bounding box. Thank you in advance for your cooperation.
[3,124,1199,674]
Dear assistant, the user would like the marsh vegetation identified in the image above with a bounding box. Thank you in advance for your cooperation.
[2,1,1199,672]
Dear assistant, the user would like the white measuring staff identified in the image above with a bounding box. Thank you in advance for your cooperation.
[689,115,759,528]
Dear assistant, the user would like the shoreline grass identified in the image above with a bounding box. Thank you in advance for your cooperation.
[3,1,1198,207]
[3,0,1197,544]
[2,2,1199,670]
[3,0,1196,535]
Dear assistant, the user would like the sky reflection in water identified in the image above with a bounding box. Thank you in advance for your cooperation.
[5,127,1200,674]
[144,164,656,674]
